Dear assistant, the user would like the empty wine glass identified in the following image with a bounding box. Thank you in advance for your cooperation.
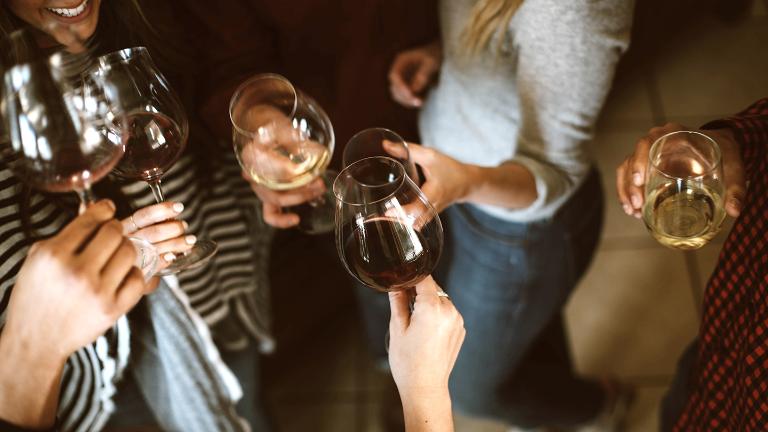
[87,46,217,274]
[334,156,443,292]
[229,73,336,234]
[0,34,157,278]
[642,131,726,250]
[343,128,419,182]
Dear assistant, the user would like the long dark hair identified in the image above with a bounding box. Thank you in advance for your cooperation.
[0,0,200,237]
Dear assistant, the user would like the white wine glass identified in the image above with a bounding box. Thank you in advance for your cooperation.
[343,128,419,182]
[642,131,726,250]
[229,74,336,234]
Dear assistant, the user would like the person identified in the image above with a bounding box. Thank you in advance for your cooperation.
[364,0,636,430]
[616,98,768,431]
[0,0,274,430]
[0,2,466,432]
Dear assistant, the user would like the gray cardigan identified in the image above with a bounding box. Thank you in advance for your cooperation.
[420,0,635,221]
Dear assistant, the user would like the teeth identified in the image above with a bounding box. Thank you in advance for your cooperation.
[47,0,88,18]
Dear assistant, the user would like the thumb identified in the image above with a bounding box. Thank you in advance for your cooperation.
[407,143,431,166]
[389,290,411,332]
[723,168,746,218]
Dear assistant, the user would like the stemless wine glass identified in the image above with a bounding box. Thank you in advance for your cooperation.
[88,47,217,274]
[229,73,336,234]
[0,39,157,278]
[334,156,443,292]
[642,131,726,250]
[343,128,419,182]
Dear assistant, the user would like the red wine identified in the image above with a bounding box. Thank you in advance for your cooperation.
[112,112,185,181]
[342,217,440,292]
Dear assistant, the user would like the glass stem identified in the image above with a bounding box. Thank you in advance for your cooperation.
[75,186,95,214]
[147,179,165,203]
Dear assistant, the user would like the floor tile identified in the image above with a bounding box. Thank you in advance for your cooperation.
[565,247,699,379]
[454,413,507,432]
[272,401,362,432]
[598,61,657,132]
[625,385,668,432]
[653,15,768,118]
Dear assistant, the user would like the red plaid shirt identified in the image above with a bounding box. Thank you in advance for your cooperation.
[674,98,768,431]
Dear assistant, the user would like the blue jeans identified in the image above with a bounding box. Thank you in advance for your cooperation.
[356,168,605,428]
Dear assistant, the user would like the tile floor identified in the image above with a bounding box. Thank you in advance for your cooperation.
[263,2,768,431]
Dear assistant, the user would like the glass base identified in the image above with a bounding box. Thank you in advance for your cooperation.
[157,239,218,276]
[289,170,338,235]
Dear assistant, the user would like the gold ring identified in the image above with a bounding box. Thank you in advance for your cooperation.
[129,215,140,232]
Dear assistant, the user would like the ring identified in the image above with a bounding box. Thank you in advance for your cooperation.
[436,289,451,300]
[129,215,140,232]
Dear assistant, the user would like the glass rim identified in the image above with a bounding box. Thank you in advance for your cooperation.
[333,156,407,206]
[649,130,722,179]
[343,127,408,166]
[228,73,297,138]
[93,46,150,67]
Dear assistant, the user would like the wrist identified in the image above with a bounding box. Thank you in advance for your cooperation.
[457,163,483,204]
[399,386,453,431]
[0,322,69,369]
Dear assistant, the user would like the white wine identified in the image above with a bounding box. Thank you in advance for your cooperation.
[240,141,330,190]
[643,182,725,250]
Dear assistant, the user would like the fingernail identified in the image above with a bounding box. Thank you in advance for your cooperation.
[729,197,742,209]
[182,221,189,230]
[623,204,633,215]
[632,173,643,186]
[163,253,176,262]
[185,235,197,245]
[631,195,642,208]
[173,202,185,213]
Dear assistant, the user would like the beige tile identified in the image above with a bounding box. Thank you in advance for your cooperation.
[565,247,698,378]
[751,0,767,17]
[589,128,660,243]
[454,413,507,432]
[625,386,668,432]
[654,16,768,118]
[273,402,360,432]
[598,63,657,131]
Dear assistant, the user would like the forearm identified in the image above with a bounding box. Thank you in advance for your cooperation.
[0,329,65,429]
[401,389,454,432]
[461,162,538,210]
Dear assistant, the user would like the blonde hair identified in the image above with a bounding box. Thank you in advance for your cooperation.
[461,0,524,56]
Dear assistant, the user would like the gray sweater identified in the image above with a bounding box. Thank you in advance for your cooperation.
[420,0,634,222]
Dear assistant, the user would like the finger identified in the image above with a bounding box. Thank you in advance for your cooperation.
[411,60,435,94]
[131,220,187,244]
[616,160,634,216]
[389,82,420,108]
[720,144,747,217]
[263,203,300,228]
[629,137,652,212]
[413,276,441,306]
[253,179,325,207]
[388,290,412,333]
[123,202,185,234]
[382,139,410,160]
[101,238,138,294]
[53,200,116,253]
[114,267,146,316]
[152,234,197,255]
[79,219,126,270]
[388,56,413,99]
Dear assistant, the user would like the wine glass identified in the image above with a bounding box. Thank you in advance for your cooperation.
[343,128,419,182]
[87,47,217,274]
[229,73,336,234]
[0,37,157,278]
[333,156,443,292]
[642,130,726,250]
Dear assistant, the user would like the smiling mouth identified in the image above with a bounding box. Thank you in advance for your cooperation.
[46,0,89,18]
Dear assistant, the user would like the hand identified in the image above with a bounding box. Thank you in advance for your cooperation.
[616,123,746,218]
[388,41,442,108]
[3,200,147,363]
[409,143,471,213]
[245,176,326,228]
[122,201,194,270]
[388,276,465,402]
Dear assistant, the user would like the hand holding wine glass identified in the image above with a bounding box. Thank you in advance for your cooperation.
[230,74,336,234]
[87,47,217,274]
[616,123,746,219]
[343,128,419,182]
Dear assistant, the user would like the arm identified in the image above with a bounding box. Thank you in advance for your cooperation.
[0,201,147,428]
[388,277,465,432]
[411,0,635,213]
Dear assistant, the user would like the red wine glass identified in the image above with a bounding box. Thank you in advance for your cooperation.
[88,47,217,275]
[333,156,443,292]
[1,36,158,278]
